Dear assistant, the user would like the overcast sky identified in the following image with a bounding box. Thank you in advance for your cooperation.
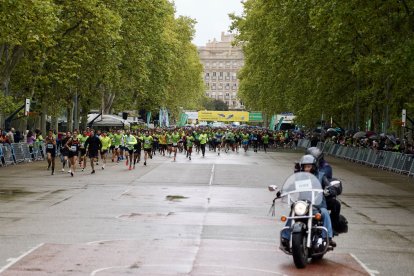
[173,0,244,46]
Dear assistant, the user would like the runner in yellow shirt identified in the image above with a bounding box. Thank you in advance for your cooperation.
[100,131,112,170]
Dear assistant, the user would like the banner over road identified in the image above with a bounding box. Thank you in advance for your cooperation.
[198,111,249,122]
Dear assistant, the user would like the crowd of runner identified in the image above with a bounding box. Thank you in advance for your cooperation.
[37,127,301,176]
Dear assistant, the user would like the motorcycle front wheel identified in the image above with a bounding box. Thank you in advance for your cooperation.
[292,232,308,268]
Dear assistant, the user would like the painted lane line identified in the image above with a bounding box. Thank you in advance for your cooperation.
[0,243,44,274]
[350,253,380,276]
[209,164,215,186]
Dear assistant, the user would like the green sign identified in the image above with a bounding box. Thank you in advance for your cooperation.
[249,112,263,122]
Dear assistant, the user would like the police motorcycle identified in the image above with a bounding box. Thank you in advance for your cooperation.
[268,172,342,269]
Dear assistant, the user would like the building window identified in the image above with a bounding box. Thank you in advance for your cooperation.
[205,72,210,80]
[219,72,223,80]
[226,101,229,106]
[219,62,224,68]
[225,83,230,90]
[206,92,209,97]
[218,83,223,90]
[232,83,237,90]
[232,72,237,81]
[226,62,231,68]
[212,83,216,90]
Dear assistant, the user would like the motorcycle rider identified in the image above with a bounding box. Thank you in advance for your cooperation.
[281,154,336,248]
[306,147,342,234]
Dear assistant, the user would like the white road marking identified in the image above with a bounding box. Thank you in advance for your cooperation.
[90,266,129,276]
[350,253,380,275]
[209,164,215,186]
[0,243,44,274]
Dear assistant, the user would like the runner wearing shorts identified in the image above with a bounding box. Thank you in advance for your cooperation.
[45,130,57,175]
[100,131,111,169]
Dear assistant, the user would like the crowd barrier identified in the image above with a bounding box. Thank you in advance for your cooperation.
[0,142,47,166]
[297,139,414,177]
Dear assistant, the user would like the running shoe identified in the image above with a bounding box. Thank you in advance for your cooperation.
[91,170,95,174]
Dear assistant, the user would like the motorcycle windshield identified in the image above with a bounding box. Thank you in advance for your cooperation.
[280,172,324,206]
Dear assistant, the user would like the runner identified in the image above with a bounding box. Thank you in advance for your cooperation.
[45,130,57,175]
[171,129,180,162]
[65,131,80,177]
[199,130,208,157]
[241,131,250,152]
[124,130,137,170]
[112,130,123,162]
[100,131,111,170]
[60,131,71,172]
[214,129,224,156]
[262,132,270,153]
[166,131,173,157]
[158,131,167,156]
[133,131,142,168]
[84,130,102,174]
[142,131,153,166]
[78,130,89,171]
[186,130,194,160]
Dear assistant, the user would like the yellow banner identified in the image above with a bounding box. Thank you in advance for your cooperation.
[198,111,249,122]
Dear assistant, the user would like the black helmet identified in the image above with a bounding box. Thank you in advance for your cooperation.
[299,154,317,174]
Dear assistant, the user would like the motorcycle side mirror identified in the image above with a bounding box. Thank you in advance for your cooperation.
[268,185,278,192]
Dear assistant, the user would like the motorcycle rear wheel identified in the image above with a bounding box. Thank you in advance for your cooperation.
[292,232,308,268]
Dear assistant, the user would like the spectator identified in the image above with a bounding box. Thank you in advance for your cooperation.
[7,128,15,143]
[14,130,22,143]
[0,129,9,144]
[26,130,36,159]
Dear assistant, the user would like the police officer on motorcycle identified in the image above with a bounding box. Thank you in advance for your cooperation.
[282,154,337,248]
[306,147,345,234]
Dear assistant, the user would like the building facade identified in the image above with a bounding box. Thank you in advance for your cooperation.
[198,32,244,110]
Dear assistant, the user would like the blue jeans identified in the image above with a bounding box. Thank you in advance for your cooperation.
[281,207,333,239]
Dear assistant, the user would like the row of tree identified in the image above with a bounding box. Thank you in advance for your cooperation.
[0,0,205,132]
[231,0,414,133]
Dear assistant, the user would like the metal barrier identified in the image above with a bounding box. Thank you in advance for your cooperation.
[297,139,414,177]
[0,144,4,166]
[2,144,15,165]
[410,160,414,177]
[32,142,45,161]
[11,143,25,163]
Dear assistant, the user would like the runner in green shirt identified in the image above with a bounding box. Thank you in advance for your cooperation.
[171,130,181,161]
[199,131,208,157]
[99,131,112,169]
[112,130,123,163]
[124,130,137,170]
[185,131,195,160]
[142,131,153,166]
[262,133,270,153]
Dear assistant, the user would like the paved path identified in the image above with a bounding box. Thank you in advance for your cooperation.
[0,149,412,275]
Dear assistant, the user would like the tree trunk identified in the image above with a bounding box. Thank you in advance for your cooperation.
[41,105,47,137]
[1,45,24,96]
[67,103,74,132]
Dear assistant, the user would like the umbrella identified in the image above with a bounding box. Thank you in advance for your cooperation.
[326,128,338,136]
[386,135,397,144]
[353,131,366,139]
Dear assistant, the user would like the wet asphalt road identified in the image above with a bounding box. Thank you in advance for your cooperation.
[0,148,413,275]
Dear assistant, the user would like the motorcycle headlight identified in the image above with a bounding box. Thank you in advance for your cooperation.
[294,201,309,216]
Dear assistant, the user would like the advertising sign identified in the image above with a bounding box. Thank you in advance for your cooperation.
[198,111,249,122]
